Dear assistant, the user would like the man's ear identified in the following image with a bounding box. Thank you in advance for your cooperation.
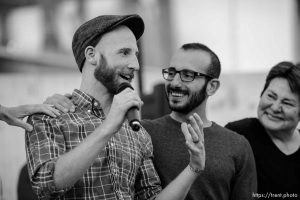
[85,46,97,65]
[206,79,220,96]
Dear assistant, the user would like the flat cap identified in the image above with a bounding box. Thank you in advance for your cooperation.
[72,14,144,72]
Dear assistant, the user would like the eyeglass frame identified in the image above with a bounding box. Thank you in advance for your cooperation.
[162,67,213,82]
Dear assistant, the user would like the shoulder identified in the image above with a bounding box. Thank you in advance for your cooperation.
[209,122,249,143]
[141,115,169,131]
[224,118,260,137]
[27,108,83,132]
[27,113,58,125]
[208,122,253,157]
[27,113,66,136]
[28,110,74,123]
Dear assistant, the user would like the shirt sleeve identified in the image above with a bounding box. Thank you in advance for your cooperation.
[25,114,69,199]
[134,127,162,200]
[231,136,257,200]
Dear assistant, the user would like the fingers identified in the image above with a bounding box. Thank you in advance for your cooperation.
[11,117,33,131]
[44,94,75,113]
[181,122,192,142]
[182,114,206,171]
[52,103,69,113]
[104,88,142,134]
[181,121,205,158]
[109,88,142,118]
[188,113,204,143]
[39,105,61,117]
[182,114,204,144]
[185,139,203,153]
[22,104,61,118]
[188,121,200,143]
[54,100,75,113]
[5,114,33,131]
[116,88,143,111]
[19,121,34,132]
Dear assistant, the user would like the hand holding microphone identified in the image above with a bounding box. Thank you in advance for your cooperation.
[117,83,141,131]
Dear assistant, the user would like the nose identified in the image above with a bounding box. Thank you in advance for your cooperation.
[170,73,182,86]
[128,55,140,71]
[271,100,282,112]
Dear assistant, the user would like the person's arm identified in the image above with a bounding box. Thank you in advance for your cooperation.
[0,104,60,131]
[26,114,66,198]
[230,136,257,199]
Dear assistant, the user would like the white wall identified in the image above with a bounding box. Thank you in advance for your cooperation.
[171,0,297,72]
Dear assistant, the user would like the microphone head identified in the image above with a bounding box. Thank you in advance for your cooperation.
[117,82,133,94]
[130,120,141,131]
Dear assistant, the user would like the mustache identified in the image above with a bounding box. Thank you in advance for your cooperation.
[119,70,135,78]
[119,69,135,82]
[166,84,189,94]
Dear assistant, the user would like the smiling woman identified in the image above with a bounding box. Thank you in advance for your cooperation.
[258,77,300,138]
[225,61,300,194]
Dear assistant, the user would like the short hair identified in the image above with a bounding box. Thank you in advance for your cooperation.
[180,43,221,78]
[261,61,300,101]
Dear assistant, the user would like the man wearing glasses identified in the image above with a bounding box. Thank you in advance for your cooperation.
[142,43,257,200]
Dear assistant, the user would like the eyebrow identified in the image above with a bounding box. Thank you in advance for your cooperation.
[118,47,139,56]
[118,47,130,53]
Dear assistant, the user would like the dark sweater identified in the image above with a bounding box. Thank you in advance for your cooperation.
[225,118,300,194]
[142,115,257,200]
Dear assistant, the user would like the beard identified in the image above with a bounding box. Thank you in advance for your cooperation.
[93,55,121,94]
[166,82,208,114]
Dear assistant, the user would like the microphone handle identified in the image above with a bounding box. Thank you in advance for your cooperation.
[127,107,141,131]
[117,82,141,132]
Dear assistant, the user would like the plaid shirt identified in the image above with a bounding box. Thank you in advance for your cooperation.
[25,89,162,200]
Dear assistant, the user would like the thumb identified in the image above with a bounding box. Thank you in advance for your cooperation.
[13,118,33,131]
[23,123,33,132]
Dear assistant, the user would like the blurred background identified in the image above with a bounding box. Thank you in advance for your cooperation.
[0,0,299,199]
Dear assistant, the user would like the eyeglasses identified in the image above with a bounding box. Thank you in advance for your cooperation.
[162,67,213,82]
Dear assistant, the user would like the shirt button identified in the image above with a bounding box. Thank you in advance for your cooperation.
[94,102,98,106]
[111,167,116,172]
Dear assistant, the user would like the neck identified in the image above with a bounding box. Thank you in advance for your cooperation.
[169,102,212,127]
[266,127,299,143]
[80,68,113,115]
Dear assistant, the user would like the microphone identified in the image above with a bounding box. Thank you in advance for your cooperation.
[117,82,141,132]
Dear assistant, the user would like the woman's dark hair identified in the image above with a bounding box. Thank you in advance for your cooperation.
[261,62,300,101]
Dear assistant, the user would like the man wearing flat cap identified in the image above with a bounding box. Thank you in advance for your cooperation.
[25,14,205,200]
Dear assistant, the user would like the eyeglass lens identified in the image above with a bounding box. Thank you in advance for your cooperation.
[163,68,195,81]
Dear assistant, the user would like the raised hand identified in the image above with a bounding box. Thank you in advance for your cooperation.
[181,113,205,173]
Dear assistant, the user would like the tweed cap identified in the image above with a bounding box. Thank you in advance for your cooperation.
[72,14,144,72]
